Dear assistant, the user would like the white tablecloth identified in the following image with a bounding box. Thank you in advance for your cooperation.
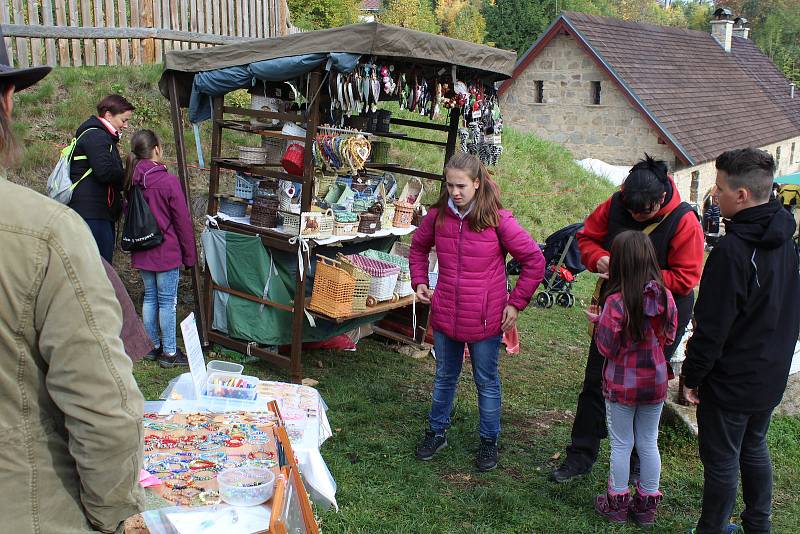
[154,373,337,510]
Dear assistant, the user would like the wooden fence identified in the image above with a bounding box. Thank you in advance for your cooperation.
[1,0,297,67]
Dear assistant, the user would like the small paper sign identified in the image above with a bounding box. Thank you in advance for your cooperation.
[180,313,206,399]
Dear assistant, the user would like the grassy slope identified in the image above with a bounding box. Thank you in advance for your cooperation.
[10,66,800,533]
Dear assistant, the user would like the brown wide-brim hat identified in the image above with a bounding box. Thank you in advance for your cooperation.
[0,26,51,91]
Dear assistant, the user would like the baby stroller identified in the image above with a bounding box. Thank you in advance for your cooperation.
[507,222,585,308]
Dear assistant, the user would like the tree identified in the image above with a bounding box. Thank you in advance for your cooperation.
[380,0,439,34]
[436,0,487,43]
[287,0,361,30]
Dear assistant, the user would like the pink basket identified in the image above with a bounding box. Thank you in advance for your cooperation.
[346,255,400,277]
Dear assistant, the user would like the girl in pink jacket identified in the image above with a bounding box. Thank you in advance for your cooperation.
[409,152,545,471]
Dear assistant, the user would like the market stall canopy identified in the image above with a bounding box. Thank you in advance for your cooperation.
[158,22,516,111]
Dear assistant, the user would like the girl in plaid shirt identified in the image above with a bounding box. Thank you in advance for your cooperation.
[587,230,678,525]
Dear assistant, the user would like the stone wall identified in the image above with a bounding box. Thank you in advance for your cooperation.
[673,135,800,205]
[500,33,676,166]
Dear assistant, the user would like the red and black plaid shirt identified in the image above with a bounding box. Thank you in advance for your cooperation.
[593,282,678,405]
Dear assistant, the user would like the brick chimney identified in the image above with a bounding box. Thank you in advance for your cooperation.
[732,17,750,40]
[711,7,734,52]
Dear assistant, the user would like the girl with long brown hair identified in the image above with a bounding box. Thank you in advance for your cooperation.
[408,152,545,471]
[588,230,677,525]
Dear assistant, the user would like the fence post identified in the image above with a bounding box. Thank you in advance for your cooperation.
[141,0,156,63]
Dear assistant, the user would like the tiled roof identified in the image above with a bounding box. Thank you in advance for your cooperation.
[361,0,381,11]
[507,11,800,164]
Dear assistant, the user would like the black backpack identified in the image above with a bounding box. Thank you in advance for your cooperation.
[121,185,163,252]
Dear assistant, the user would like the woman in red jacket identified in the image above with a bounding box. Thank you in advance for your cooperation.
[409,152,545,471]
[552,154,704,483]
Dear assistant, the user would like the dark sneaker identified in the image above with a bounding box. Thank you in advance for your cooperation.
[475,437,498,472]
[144,347,161,361]
[415,430,447,461]
[158,348,189,368]
[551,460,591,483]
[594,491,631,523]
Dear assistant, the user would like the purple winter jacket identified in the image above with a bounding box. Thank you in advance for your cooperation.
[129,159,197,272]
[409,206,545,342]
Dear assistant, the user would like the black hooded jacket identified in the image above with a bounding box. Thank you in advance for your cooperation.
[683,200,800,413]
[67,116,124,221]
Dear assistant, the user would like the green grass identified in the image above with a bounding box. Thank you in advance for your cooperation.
[6,65,799,532]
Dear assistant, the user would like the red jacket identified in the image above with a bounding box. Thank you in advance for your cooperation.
[409,207,545,342]
[594,282,678,405]
[577,177,704,296]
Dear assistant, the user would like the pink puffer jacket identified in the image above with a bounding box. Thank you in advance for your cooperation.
[409,207,545,342]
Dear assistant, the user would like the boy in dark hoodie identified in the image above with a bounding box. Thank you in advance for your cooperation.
[682,148,800,534]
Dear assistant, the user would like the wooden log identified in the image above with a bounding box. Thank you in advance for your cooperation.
[2,24,253,44]
[40,0,57,65]
[1,1,14,66]
[93,0,106,64]
[104,0,117,65]
[26,0,43,65]
[130,0,141,64]
[12,0,29,67]
[79,0,93,64]
[117,0,130,64]
[52,0,69,65]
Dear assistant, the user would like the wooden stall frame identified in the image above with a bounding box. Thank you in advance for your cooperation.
[166,64,463,383]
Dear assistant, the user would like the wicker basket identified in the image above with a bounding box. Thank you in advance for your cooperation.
[362,249,412,297]
[234,173,259,200]
[314,168,337,199]
[345,254,400,304]
[399,177,424,206]
[336,253,370,311]
[318,209,334,239]
[261,136,284,164]
[279,211,300,235]
[308,255,355,319]
[392,201,415,228]
[332,211,359,237]
[279,190,301,214]
[219,195,248,218]
[358,212,381,234]
[250,94,281,127]
[250,181,279,228]
[239,146,268,165]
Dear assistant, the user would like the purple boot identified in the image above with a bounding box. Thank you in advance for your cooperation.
[630,486,662,526]
[594,490,631,523]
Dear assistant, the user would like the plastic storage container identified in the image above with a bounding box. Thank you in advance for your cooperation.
[218,467,276,506]
[205,372,258,400]
[206,360,243,376]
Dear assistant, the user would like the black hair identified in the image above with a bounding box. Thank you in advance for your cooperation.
[620,154,669,214]
[715,148,775,202]
[97,94,135,117]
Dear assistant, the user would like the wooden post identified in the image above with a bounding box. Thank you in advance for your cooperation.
[67,0,81,66]
[104,0,117,64]
[79,0,93,65]
[117,0,131,65]
[141,0,156,63]
[40,0,57,65]
[26,0,42,65]
[12,0,29,67]
[1,1,13,66]
[53,0,69,65]
[93,0,106,64]
[300,69,322,212]
[130,0,142,64]
[167,73,207,345]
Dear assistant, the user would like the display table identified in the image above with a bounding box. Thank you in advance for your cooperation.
[157,374,337,510]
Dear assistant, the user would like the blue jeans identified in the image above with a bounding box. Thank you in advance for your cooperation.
[140,268,180,355]
[429,331,503,440]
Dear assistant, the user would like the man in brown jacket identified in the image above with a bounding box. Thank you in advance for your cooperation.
[0,34,145,533]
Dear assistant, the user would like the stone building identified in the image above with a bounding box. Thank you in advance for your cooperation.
[498,11,800,204]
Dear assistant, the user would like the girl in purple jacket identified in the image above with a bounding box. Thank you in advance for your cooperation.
[587,230,677,525]
[125,130,197,368]
[409,152,545,471]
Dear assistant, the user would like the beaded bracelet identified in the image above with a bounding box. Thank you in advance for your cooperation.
[163,477,195,490]
[191,469,216,482]
[198,489,221,506]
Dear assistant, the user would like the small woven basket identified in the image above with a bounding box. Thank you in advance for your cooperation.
[357,212,381,234]
[318,209,334,239]
[218,195,248,218]
[314,169,337,198]
[308,255,355,319]
[392,201,415,228]
[239,146,268,165]
[261,136,284,164]
[333,220,358,237]
[279,211,301,235]
[336,253,371,312]
[346,254,399,304]
[250,94,281,127]
[250,181,279,228]
[361,249,412,296]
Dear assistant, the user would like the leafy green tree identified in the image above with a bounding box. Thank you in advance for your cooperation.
[287,0,361,30]
[381,0,439,33]
[436,0,486,43]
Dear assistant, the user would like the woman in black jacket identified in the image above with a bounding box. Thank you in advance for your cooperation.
[68,94,134,262]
